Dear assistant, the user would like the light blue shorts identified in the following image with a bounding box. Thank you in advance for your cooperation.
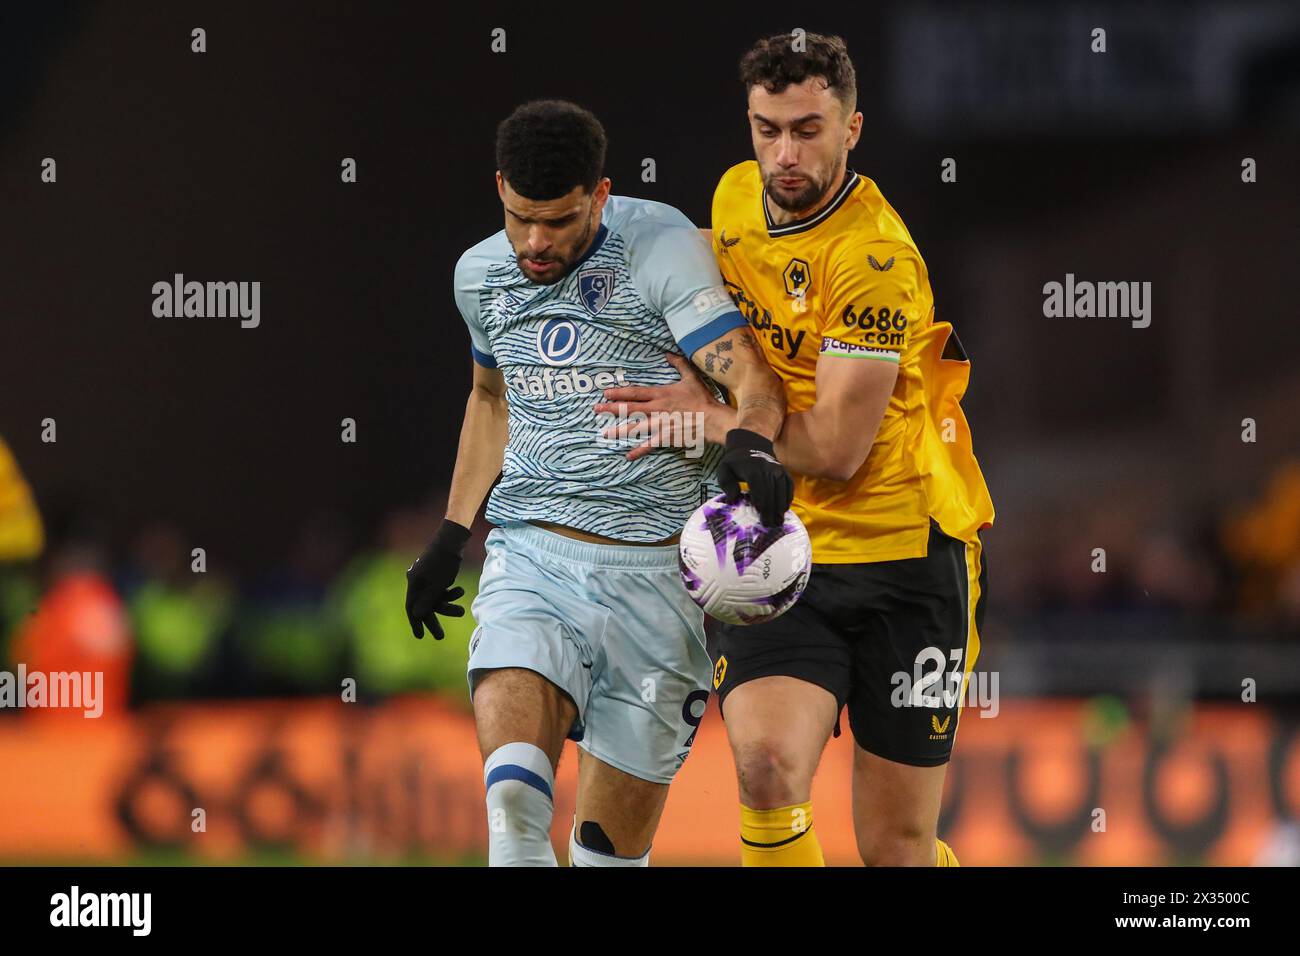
[467,522,712,784]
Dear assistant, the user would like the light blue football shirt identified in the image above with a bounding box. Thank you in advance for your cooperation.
[453,194,746,542]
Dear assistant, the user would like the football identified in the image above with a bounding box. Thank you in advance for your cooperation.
[678,493,812,625]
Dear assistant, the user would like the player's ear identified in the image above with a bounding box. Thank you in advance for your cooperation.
[591,177,612,211]
[496,171,507,202]
[845,111,863,151]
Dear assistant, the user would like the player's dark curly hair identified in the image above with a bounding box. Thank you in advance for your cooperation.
[495,99,607,200]
[738,32,857,114]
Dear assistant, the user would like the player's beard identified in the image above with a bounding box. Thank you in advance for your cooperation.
[514,208,594,286]
[763,162,842,216]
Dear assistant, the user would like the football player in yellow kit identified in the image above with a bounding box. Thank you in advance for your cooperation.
[596,32,994,866]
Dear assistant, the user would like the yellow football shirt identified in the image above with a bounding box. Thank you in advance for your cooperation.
[711,161,994,562]
[0,435,44,561]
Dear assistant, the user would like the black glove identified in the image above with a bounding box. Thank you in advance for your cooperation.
[405,519,471,639]
[716,428,794,528]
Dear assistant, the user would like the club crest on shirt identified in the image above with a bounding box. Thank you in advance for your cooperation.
[782,258,811,297]
[578,267,615,315]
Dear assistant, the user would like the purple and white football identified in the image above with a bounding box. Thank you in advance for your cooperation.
[678,493,811,625]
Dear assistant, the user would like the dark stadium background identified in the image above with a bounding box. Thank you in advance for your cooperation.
[1,2,1298,865]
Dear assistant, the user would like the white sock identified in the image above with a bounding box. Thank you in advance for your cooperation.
[483,742,557,867]
[569,822,650,867]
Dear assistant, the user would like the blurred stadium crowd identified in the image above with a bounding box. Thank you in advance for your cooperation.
[2,432,1298,715]
[1,436,486,711]
[997,459,1300,633]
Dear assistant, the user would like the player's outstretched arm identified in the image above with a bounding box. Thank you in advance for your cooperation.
[594,351,735,455]
[405,360,508,640]
[689,324,784,442]
[690,326,792,525]
[593,324,779,453]
[596,345,893,484]
[692,326,794,524]
[598,325,790,528]
[592,323,780,455]
[594,325,791,524]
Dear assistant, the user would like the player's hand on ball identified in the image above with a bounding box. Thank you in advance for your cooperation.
[405,520,471,639]
[717,428,794,528]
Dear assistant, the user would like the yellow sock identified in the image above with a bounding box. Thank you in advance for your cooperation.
[935,838,960,867]
[740,802,825,867]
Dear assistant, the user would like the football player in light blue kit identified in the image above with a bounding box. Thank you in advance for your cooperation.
[404,100,793,866]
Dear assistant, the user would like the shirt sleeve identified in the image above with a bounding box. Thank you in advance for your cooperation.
[626,210,748,358]
[819,241,925,364]
[453,245,497,368]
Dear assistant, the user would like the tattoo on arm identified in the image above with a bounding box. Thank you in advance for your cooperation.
[697,327,785,438]
[702,338,734,376]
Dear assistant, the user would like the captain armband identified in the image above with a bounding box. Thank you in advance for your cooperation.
[819,336,901,363]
